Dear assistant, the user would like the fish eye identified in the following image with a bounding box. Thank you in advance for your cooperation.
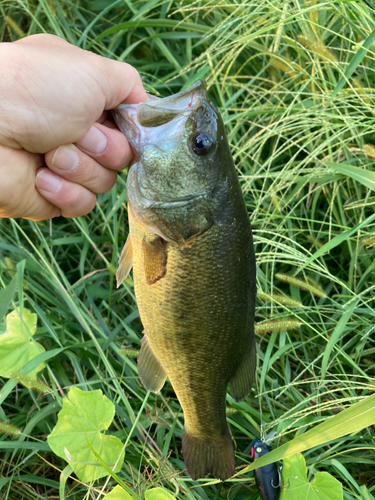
[191,132,214,155]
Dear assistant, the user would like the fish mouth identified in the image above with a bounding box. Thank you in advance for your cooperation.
[111,80,207,152]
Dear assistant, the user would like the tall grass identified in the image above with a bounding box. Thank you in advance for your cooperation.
[1,0,375,498]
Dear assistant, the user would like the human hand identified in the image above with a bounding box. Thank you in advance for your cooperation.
[0,34,148,220]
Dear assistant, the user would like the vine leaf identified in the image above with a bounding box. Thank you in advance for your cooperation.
[48,387,124,482]
[105,485,134,499]
[104,486,176,500]
[0,308,45,379]
[280,453,343,500]
[145,488,176,500]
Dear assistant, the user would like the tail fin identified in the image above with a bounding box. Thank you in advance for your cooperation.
[182,427,235,481]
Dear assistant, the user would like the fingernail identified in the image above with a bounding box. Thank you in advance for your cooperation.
[52,145,79,172]
[36,170,62,193]
[77,126,107,154]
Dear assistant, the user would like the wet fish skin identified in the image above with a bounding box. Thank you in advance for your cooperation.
[112,81,256,481]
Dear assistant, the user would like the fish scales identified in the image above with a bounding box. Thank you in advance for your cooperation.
[131,185,253,434]
[112,80,256,481]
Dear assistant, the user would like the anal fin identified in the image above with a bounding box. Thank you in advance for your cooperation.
[116,234,133,287]
[138,334,167,393]
[229,339,256,402]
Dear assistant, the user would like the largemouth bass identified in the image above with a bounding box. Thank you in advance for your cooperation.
[112,80,256,481]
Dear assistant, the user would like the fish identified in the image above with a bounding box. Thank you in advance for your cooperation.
[251,440,280,500]
[112,80,256,481]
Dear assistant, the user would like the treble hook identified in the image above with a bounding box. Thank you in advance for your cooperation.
[270,467,290,490]
[271,477,290,490]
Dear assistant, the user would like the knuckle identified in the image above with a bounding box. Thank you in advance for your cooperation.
[46,146,117,195]
[124,63,141,82]
[65,186,96,215]
[0,146,41,218]
[51,149,92,182]
[72,154,117,193]
[74,152,92,179]
[25,197,61,221]
[96,171,117,193]
[104,130,132,169]
[105,151,128,171]
[86,195,98,214]
[62,191,96,218]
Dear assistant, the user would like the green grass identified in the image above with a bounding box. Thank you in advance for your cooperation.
[1,0,375,498]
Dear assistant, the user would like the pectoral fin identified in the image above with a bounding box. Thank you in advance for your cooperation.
[143,237,167,285]
[116,234,133,288]
[229,338,257,402]
[138,334,167,393]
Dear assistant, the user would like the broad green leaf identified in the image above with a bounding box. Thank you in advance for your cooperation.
[325,162,375,191]
[0,275,17,321]
[86,437,140,500]
[145,488,176,500]
[280,453,343,500]
[236,391,375,476]
[48,387,124,482]
[105,485,134,500]
[0,308,45,379]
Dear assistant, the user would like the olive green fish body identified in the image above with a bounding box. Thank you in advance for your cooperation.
[131,180,255,425]
[113,81,256,480]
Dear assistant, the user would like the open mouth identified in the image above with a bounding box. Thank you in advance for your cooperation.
[111,80,207,150]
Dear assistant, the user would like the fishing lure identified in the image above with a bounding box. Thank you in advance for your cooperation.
[251,440,280,500]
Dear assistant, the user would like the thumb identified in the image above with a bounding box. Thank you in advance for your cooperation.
[2,35,148,153]
[97,57,149,108]
[16,34,149,107]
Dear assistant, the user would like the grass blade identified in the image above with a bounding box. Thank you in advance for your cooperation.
[321,301,358,379]
[329,27,375,101]
[0,275,17,321]
[296,212,375,274]
[325,161,375,191]
[237,392,375,475]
